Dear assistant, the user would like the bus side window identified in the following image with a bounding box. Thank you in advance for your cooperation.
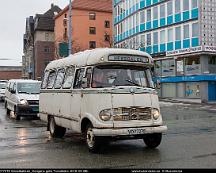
[54,69,65,89]
[62,66,75,89]
[82,67,92,88]
[47,70,56,89]
[41,71,49,89]
[74,68,85,89]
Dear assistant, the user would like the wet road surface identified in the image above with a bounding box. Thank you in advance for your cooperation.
[0,101,216,168]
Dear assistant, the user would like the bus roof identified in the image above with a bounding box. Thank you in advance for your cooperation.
[45,48,153,70]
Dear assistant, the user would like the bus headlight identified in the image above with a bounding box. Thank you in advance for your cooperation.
[99,109,112,121]
[152,109,160,120]
[20,99,28,105]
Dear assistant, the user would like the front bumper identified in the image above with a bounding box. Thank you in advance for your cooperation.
[17,104,39,116]
[92,125,168,137]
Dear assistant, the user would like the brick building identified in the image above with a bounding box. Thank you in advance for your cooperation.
[23,4,61,80]
[0,66,22,80]
[54,0,113,58]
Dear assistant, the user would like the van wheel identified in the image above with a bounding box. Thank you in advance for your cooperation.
[14,108,20,120]
[5,102,10,115]
[49,116,66,138]
[143,133,162,148]
[85,123,102,153]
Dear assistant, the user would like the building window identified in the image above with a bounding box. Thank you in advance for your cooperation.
[105,20,110,28]
[192,0,198,9]
[147,33,151,46]
[175,0,181,13]
[45,33,49,41]
[140,11,145,23]
[89,12,96,20]
[185,56,201,75]
[183,0,189,11]
[167,1,173,16]
[175,26,181,41]
[184,24,189,39]
[160,4,165,18]
[89,41,96,49]
[160,30,165,44]
[209,56,216,73]
[104,34,110,42]
[89,27,96,34]
[153,6,158,20]
[44,46,50,53]
[140,34,145,47]
[153,32,158,45]
[168,28,173,42]
[192,23,199,37]
[162,59,175,76]
[147,9,151,22]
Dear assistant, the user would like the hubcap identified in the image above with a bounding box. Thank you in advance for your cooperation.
[86,127,95,148]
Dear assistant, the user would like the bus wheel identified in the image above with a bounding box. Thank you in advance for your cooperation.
[85,123,101,153]
[49,116,66,138]
[143,133,162,148]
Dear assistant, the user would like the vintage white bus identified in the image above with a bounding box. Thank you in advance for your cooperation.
[39,48,167,153]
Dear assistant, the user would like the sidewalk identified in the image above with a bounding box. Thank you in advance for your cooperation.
[159,98,202,104]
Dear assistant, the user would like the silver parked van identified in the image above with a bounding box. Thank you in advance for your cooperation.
[0,80,7,101]
[4,79,41,120]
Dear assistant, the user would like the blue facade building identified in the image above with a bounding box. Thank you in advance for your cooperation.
[113,0,216,102]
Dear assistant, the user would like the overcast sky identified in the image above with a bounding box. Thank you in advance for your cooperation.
[0,0,68,66]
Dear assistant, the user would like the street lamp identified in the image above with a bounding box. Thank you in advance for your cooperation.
[68,0,72,55]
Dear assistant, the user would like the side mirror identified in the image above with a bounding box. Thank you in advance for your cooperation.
[156,80,161,89]
[151,66,155,73]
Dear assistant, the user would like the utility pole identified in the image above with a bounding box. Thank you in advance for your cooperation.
[68,0,72,55]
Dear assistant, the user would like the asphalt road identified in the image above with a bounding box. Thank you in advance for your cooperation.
[0,101,216,169]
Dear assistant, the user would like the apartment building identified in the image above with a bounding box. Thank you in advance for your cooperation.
[54,0,112,58]
[113,0,216,102]
[23,4,61,80]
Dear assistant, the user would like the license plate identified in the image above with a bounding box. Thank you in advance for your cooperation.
[128,128,145,135]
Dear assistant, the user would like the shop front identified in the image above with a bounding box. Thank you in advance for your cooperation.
[153,46,216,102]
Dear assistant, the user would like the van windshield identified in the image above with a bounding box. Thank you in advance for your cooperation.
[0,83,7,89]
[17,82,41,94]
[92,65,154,88]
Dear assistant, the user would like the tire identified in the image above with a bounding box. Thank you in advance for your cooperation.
[85,123,103,153]
[143,133,162,148]
[14,107,20,120]
[49,116,66,138]
[5,102,10,115]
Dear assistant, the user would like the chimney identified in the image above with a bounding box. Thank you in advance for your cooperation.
[51,3,54,8]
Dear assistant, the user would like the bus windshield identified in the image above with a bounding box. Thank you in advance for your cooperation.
[17,82,41,94]
[92,65,154,88]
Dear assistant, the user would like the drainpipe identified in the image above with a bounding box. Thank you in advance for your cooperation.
[68,0,72,55]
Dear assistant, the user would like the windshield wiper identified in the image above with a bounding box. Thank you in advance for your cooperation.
[125,79,141,87]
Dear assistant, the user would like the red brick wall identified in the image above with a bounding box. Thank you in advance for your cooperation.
[34,41,55,80]
[0,71,22,80]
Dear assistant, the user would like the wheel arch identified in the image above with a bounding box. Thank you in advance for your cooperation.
[81,118,92,134]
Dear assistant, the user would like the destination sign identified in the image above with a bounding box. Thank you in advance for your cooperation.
[108,55,149,63]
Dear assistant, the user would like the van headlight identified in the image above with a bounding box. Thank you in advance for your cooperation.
[152,108,160,120]
[99,109,112,121]
[20,99,28,105]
